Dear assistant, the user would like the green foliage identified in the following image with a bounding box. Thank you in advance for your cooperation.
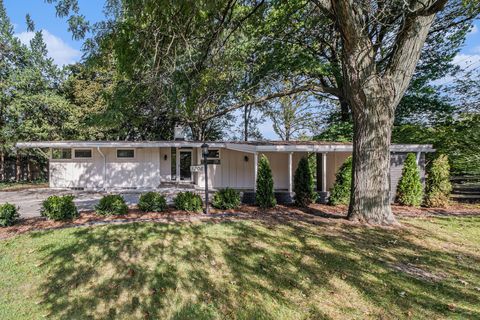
[0,203,19,227]
[173,192,203,212]
[95,194,128,216]
[41,195,78,221]
[329,157,352,206]
[396,153,424,207]
[425,154,452,207]
[138,192,167,212]
[294,157,317,207]
[393,114,480,175]
[255,155,276,208]
[212,188,241,210]
[314,122,353,142]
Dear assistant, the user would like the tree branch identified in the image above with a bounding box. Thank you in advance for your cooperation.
[185,83,340,124]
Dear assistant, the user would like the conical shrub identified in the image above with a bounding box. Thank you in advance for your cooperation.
[256,154,276,208]
[424,154,452,207]
[294,157,317,207]
[396,153,423,206]
[328,156,352,205]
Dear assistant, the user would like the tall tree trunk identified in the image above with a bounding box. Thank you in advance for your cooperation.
[347,96,396,224]
[334,1,437,225]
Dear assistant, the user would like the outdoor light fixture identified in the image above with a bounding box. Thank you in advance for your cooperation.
[244,155,249,162]
[164,154,168,161]
[201,143,209,214]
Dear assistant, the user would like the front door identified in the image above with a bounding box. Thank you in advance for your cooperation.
[179,150,192,181]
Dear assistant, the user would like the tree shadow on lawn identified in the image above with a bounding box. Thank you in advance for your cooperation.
[30,215,480,319]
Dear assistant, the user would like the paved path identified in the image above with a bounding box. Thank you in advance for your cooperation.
[0,188,192,218]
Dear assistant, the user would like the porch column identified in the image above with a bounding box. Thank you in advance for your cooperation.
[253,152,258,192]
[321,152,327,192]
[288,152,293,193]
[176,147,180,183]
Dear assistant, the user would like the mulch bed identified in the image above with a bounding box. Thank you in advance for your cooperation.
[1,203,479,240]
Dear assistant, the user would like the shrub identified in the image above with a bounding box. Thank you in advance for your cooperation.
[95,194,128,215]
[256,154,276,208]
[174,192,203,212]
[396,153,423,206]
[0,203,19,227]
[294,157,317,207]
[424,154,452,207]
[212,188,241,210]
[138,192,167,212]
[41,195,78,221]
[328,156,352,205]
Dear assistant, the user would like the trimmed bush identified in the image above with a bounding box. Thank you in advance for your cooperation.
[328,156,352,205]
[174,192,203,212]
[138,192,167,212]
[294,157,317,207]
[425,154,452,207]
[212,188,241,210]
[256,154,276,208]
[41,195,78,221]
[0,203,19,227]
[95,194,128,215]
[396,153,423,206]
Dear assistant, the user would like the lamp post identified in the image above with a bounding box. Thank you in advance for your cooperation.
[201,143,209,214]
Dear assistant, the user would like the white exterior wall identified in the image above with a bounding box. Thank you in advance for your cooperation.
[50,148,104,189]
[50,147,161,189]
[103,148,160,188]
[326,152,351,190]
[159,147,171,182]
[195,149,255,189]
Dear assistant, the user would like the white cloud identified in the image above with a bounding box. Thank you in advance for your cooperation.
[15,29,81,66]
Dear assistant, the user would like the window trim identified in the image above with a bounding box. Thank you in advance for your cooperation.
[116,148,136,159]
[73,148,93,159]
[51,148,72,160]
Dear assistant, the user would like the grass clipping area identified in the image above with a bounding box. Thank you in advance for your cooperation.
[1,215,480,319]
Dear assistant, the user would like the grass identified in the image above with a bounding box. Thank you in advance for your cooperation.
[1,215,480,319]
[0,181,47,191]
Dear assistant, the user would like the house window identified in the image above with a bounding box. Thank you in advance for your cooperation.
[117,149,135,158]
[52,148,72,159]
[74,149,92,159]
[201,149,221,165]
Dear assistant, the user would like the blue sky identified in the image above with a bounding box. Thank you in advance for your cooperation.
[4,1,480,139]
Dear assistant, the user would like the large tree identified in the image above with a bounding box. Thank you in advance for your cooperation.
[51,0,479,224]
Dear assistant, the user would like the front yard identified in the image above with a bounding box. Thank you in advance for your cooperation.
[1,212,480,319]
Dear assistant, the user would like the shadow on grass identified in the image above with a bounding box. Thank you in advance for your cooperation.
[31,214,480,319]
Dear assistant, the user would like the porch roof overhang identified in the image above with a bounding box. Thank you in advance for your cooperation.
[15,141,436,153]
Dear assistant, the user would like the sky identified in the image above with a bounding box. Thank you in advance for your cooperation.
[4,0,480,139]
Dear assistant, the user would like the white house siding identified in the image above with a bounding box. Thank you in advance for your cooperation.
[194,149,255,189]
[103,148,160,188]
[49,148,104,189]
[219,149,255,189]
[159,147,171,182]
[326,152,351,191]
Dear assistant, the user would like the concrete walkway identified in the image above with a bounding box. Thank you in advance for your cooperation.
[0,188,197,218]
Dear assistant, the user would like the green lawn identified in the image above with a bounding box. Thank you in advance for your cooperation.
[1,215,480,319]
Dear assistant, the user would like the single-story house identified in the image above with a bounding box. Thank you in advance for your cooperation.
[16,140,434,203]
